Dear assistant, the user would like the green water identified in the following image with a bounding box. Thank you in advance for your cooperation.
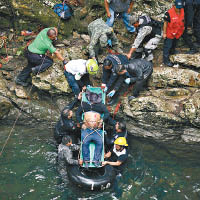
[0,124,200,200]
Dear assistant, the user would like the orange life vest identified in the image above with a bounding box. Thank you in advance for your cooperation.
[166,6,184,39]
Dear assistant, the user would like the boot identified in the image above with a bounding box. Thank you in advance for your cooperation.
[163,56,173,67]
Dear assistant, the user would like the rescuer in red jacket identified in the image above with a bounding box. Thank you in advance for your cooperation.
[162,0,185,67]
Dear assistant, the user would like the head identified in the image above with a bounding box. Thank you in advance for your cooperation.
[114,137,128,151]
[99,34,108,48]
[116,121,126,133]
[47,28,57,41]
[86,59,99,75]
[62,108,73,119]
[103,58,112,70]
[62,135,72,146]
[174,0,184,10]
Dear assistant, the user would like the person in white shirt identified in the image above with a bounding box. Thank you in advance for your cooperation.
[64,59,99,97]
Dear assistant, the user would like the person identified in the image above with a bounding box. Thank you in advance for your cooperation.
[106,121,128,150]
[57,136,81,178]
[182,0,200,49]
[162,0,185,67]
[16,27,66,87]
[126,14,163,61]
[119,58,153,101]
[64,59,99,98]
[76,88,115,127]
[182,0,198,54]
[102,137,128,173]
[81,111,104,168]
[87,18,123,61]
[102,54,129,105]
[104,0,135,33]
[54,97,81,144]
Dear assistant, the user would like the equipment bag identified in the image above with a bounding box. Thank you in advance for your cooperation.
[53,3,73,20]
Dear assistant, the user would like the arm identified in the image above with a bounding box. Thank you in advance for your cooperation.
[127,1,134,13]
[76,106,84,124]
[88,32,100,58]
[163,21,167,39]
[107,73,118,90]
[63,149,79,165]
[54,49,65,61]
[102,104,110,121]
[103,160,122,166]
[113,74,125,91]
[104,0,111,18]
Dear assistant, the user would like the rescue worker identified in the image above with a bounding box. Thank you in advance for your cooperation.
[16,27,66,87]
[126,15,163,61]
[106,121,128,150]
[118,58,153,101]
[54,96,81,144]
[64,59,99,98]
[104,0,135,33]
[182,0,198,54]
[163,0,185,67]
[57,136,81,179]
[88,18,123,61]
[102,137,128,174]
[102,54,129,105]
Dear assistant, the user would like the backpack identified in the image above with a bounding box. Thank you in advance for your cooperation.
[53,3,73,20]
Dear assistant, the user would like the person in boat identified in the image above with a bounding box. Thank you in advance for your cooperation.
[54,93,82,144]
[76,88,116,127]
[16,27,67,87]
[105,121,128,150]
[80,111,104,168]
[102,54,129,105]
[64,59,99,98]
[102,137,128,173]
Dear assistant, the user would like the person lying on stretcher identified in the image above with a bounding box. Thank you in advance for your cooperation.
[80,111,103,168]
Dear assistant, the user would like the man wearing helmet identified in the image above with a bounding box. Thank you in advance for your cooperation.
[88,18,123,61]
[64,59,99,97]
[102,137,128,173]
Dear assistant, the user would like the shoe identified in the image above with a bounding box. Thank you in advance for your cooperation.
[164,60,173,67]
[93,161,101,168]
[185,49,198,54]
[31,68,38,76]
[128,96,136,101]
[15,78,29,87]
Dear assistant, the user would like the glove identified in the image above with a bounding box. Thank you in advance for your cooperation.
[63,59,67,65]
[107,39,112,47]
[107,90,115,97]
[87,85,91,88]
[125,78,131,85]
[75,73,81,80]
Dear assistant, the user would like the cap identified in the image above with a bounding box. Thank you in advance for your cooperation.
[175,0,183,9]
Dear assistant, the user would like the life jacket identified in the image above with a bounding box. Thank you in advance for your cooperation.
[166,6,185,39]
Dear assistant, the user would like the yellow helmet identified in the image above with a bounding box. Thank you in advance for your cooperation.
[86,59,99,75]
[114,137,128,146]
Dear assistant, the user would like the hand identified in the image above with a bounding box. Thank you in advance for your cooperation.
[102,161,108,166]
[77,123,81,128]
[107,12,111,18]
[126,53,132,60]
[163,33,166,39]
[77,92,82,100]
[79,159,83,165]
[125,78,131,84]
[107,90,115,97]
[75,73,81,80]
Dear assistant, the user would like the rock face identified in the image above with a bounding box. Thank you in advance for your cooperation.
[0,0,200,144]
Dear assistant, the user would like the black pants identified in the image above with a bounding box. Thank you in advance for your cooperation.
[17,49,53,82]
[163,38,177,62]
[132,70,153,97]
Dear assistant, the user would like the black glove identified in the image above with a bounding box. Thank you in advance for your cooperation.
[63,59,67,65]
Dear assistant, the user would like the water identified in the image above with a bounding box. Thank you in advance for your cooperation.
[0,123,200,200]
